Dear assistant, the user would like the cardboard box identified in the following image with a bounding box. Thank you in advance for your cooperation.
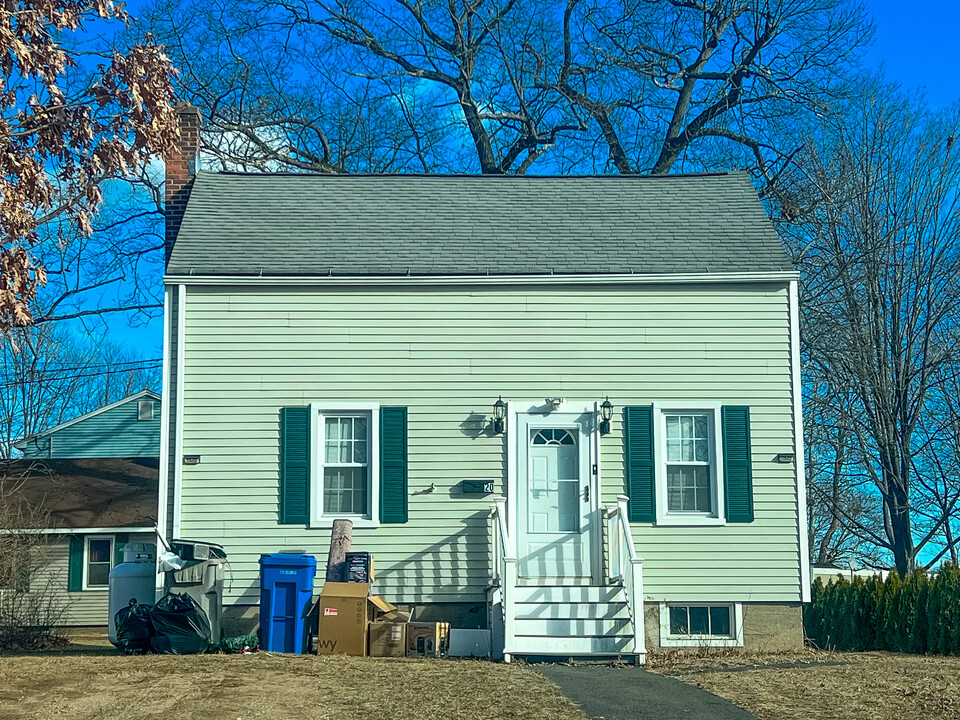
[368,621,407,657]
[405,622,450,658]
[316,582,371,655]
[314,583,409,656]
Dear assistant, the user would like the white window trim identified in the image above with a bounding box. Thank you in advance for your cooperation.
[309,402,380,529]
[659,602,744,648]
[653,402,726,526]
[83,535,115,591]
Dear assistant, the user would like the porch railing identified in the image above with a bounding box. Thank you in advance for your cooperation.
[604,494,646,657]
[490,496,518,661]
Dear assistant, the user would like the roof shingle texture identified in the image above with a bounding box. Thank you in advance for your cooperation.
[166,171,792,276]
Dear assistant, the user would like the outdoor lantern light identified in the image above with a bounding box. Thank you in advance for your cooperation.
[493,396,506,435]
[599,397,613,435]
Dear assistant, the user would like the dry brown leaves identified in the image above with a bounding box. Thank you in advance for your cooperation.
[0,0,179,329]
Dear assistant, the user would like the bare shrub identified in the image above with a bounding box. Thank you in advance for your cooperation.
[0,463,71,651]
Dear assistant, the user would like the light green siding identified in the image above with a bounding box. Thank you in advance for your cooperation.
[18,396,161,459]
[175,283,801,606]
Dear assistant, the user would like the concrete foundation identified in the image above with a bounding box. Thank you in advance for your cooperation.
[644,602,803,652]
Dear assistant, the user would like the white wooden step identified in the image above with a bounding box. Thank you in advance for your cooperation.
[514,617,631,637]
[512,585,624,604]
[510,635,635,655]
[515,602,630,620]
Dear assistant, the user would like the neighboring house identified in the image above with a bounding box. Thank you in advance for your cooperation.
[160,106,809,662]
[5,391,160,626]
[15,390,161,459]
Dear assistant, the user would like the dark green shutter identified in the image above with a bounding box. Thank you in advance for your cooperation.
[114,533,130,566]
[68,535,83,592]
[380,407,408,523]
[15,560,31,593]
[722,405,755,523]
[279,407,310,524]
[624,406,656,522]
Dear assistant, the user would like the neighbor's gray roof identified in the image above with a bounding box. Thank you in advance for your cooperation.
[166,171,792,277]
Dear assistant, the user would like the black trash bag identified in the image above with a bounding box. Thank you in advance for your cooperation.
[114,599,153,654]
[150,593,212,654]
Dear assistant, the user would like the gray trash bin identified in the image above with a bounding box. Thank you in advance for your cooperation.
[164,540,227,642]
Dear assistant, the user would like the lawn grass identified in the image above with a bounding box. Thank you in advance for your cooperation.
[0,637,588,720]
[651,649,960,720]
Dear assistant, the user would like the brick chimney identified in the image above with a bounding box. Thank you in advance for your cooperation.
[165,102,201,264]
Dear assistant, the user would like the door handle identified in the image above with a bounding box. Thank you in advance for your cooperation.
[583,484,590,503]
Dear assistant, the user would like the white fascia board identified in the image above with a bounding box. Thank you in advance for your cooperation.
[163,271,798,287]
[14,389,161,447]
[0,526,155,536]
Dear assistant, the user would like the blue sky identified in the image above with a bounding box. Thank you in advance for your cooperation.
[864,0,960,107]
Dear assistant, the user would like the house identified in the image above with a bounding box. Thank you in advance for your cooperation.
[4,391,160,626]
[160,106,809,661]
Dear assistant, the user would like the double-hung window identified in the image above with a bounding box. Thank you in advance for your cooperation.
[664,412,713,513]
[655,404,724,525]
[313,404,380,527]
[84,536,113,589]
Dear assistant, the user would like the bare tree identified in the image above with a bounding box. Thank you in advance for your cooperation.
[547,0,871,179]
[136,0,870,178]
[783,84,960,575]
[0,325,160,459]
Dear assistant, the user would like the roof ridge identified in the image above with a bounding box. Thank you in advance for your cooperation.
[198,170,739,180]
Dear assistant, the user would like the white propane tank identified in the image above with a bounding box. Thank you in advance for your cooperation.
[108,543,156,645]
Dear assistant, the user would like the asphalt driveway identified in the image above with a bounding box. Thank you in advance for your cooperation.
[537,664,757,720]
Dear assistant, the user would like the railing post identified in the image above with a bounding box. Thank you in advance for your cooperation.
[503,557,517,662]
[630,558,645,662]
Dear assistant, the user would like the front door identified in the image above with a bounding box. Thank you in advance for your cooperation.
[516,413,596,583]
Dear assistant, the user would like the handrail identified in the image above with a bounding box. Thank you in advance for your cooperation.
[490,496,518,661]
[605,494,646,660]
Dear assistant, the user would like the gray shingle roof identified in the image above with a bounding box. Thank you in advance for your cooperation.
[166,171,792,276]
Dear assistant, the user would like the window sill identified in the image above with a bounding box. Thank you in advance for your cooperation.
[660,636,743,648]
[309,517,380,530]
[655,515,726,527]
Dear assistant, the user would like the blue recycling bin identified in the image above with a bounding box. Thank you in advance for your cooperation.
[259,554,317,653]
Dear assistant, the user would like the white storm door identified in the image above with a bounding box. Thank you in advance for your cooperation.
[517,415,595,583]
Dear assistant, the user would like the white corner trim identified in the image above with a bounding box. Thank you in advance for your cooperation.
[156,286,172,549]
[506,402,518,544]
[309,402,381,529]
[163,271,799,287]
[14,389,161,448]
[790,280,811,602]
[658,602,744,648]
[172,284,186,539]
[652,402,726,527]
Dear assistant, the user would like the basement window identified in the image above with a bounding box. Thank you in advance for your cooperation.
[659,602,743,647]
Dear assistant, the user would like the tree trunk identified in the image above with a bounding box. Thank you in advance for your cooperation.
[325,519,353,582]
